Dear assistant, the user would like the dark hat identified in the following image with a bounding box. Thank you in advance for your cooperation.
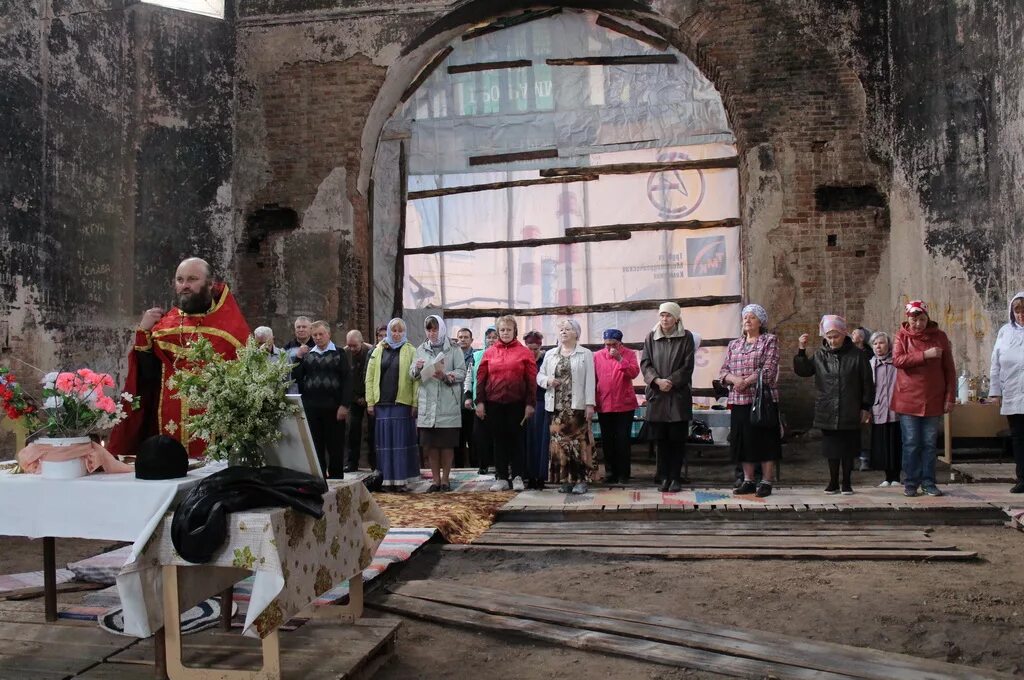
[135,435,189,480]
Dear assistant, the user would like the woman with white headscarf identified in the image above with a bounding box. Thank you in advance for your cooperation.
[641,302,696,493]
[366,318,420,491]
[989,291,1024,493]
[794,315,874,495]
[412,315,466,492]
[538,318,596,493]
[719,303,781,497]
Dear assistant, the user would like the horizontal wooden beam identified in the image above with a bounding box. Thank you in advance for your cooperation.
[546,54,677,66]
[448,59,531,75]
[566,218,741,237]
[595,15,670,51]
[401,46,453,103]
[408,174,599,201]
[469,148,559,167]
[462,7,562,41]
[541,155,739,177]
[403,231,630,256]
[443,295,742,320]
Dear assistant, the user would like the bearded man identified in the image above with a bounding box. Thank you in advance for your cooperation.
[108,257,250,458]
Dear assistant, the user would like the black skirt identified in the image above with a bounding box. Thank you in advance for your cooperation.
[730,404,782,463]
[869,422,902,475]
[646,421,690,443]
[821,429,860,461]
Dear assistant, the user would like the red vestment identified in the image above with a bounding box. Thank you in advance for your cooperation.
[108,283,250,458]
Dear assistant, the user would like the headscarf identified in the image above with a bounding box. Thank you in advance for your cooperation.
[560,318,582,343]
[385,318,407,349]
[741,303,768,328]
[424,314,448,348]
[603,328,623,341]
[1009,292,1024,329]
[905,300,928,316]
[659,301,681,319]
[819,314,848,337]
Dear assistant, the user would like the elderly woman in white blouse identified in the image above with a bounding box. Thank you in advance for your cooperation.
[538,319,596,494]
[990,291,1024,493]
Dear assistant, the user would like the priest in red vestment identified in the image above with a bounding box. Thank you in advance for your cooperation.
[109,257,250,458]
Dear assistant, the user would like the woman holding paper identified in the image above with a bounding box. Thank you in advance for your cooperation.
[411,315,466,492]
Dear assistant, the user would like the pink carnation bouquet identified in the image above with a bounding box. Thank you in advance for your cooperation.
[26,368,138,438]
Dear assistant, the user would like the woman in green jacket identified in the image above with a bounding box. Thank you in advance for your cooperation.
[366,318,420,491]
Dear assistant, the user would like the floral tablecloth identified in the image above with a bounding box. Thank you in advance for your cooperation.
[116,479,389,638]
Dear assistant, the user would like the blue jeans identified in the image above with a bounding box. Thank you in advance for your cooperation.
[899,414,941,489]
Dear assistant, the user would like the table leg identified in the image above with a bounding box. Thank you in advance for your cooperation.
[43,536,57,622]
[161,565,281,680]
[154,627,169,679]
[220,586,233,631]
[319,574,363,623]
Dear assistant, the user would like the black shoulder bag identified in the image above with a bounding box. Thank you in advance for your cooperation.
[749,343,779,429]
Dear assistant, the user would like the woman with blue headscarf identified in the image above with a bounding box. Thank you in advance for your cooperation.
[366,318,420,491]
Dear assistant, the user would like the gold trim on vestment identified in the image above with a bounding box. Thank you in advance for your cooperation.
[152,326,244,349]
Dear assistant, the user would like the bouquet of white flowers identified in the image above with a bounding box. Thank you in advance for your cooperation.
[168,337,300,466]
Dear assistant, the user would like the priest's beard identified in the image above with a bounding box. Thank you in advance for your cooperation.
[177,284,214,314]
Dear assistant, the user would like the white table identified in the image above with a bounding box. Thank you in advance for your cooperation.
[0,468,208,621]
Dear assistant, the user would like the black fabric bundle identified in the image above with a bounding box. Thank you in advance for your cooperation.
[171,466,328,563]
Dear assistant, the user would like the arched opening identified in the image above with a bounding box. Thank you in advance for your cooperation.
[370,7,740,393]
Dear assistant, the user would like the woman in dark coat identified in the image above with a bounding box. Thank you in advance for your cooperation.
[794,315,874,494]
[640,302,695,492]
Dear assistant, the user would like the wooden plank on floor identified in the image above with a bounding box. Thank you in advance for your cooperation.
[472,535,950,550]
[445,544,978,560]
[105,617,400,680]
[388,581,1004,680]
[0,621,127,648]
[370,592,855,680]
[489,520,932,532]
[482,527,933,540]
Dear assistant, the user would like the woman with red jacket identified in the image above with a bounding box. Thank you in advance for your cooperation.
[475,315,538,491]
[891,300,957,497]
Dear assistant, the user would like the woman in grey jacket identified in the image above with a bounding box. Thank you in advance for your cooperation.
[989,291,1024,493]
[411,315,466,492]
[794,315,874,495]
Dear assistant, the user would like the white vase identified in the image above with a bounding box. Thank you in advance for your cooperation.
[37,436,91,480]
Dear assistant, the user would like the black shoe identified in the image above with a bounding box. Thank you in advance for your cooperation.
[1011,481,1024,494]
[824,484,840,495]
[732,476,745,490]
[478,467,488,475]
[427,484,440,493]
[668,480,682,493]
[734,480,757,495]
[659,479,671,492]
[344,464,357,473]
[755,482,772,498]
[440,483,451,492]
[603,475,619,484]
[841,485,854,495]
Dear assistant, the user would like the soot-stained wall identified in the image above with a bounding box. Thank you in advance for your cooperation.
[4,0,1024,443]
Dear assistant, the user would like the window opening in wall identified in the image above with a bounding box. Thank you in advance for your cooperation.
[140,0,224,19]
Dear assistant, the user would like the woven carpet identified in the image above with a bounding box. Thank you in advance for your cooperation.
[372,491,515,544]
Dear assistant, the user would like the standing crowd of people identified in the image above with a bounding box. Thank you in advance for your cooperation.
[271,293,1024,498]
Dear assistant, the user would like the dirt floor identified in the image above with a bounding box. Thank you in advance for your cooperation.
[3,435,1022,679]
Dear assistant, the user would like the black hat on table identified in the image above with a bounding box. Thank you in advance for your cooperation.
[135,435,189,480]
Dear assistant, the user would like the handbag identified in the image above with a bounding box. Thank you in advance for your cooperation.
[749,346,779,429]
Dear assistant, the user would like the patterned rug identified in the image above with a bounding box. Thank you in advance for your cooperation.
[372,491,515,544]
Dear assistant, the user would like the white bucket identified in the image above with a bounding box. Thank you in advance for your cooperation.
[37,437,92,480]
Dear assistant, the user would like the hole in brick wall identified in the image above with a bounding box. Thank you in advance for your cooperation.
[244,205,298,253]
[815,185,886,211]
[855,249,866,257]
[827,234,837,247]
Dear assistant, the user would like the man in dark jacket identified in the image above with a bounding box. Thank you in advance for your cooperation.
[292,321,351,478]
[344,330,375,472]
[794,315,874,494]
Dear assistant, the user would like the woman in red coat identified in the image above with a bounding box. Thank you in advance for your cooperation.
[891,300,956,497]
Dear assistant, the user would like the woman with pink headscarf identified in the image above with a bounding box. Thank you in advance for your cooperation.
[794,315,874,494]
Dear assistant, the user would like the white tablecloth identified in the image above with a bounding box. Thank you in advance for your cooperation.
[0,469,208,559]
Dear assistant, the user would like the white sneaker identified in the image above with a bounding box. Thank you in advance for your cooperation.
[572,482,589,494]
[489,479,509,492]
[511,476,525,491]
[878,480,891,488]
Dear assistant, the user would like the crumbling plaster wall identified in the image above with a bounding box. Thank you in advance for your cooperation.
[0,0,234,384]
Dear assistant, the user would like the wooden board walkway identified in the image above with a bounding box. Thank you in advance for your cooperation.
[498,483,1019,524]
[462,521,978,561]
[950,463,1017,483]
[370,580,1011,680]
[0,596,400,679]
